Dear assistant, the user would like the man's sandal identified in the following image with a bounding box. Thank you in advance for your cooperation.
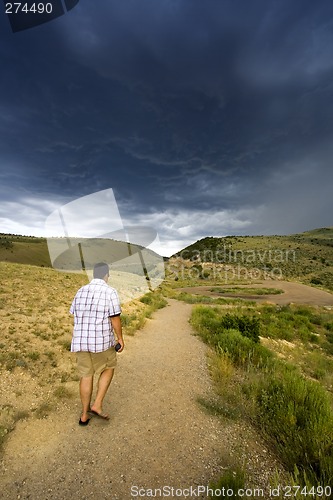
[89,410,109,420]
[79,418,91,426]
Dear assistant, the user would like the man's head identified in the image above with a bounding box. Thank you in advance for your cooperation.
[93,262,110,281]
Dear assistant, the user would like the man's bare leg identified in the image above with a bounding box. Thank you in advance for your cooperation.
[91,368,114,418]
[79,376,93,422]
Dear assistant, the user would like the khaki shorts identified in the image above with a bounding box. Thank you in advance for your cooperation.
[76,347,117,377]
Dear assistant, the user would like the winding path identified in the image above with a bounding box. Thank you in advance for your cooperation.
[179,280,333,306]
[0,300,224,499]
[1,282,331,498]
[0,300,281,499]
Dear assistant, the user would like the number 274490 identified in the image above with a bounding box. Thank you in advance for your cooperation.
[5,3,53,14]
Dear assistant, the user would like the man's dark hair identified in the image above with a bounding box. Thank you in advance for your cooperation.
[93,262,110,279]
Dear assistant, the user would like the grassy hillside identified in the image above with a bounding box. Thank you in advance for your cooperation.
[171,227,333,292]
[0,233,163,275]
[0,234,52,267]
[0,261,167,450]
[2,228,332,288]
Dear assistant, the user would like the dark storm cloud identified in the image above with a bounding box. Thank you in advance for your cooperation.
[0,0,332,254]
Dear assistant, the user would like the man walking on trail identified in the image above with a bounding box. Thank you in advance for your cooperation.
[70,262,124,426]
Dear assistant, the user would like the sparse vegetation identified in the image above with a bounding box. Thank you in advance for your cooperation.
[171,227,333,292]
[1,228,332,493]
[257,367,333,484]
[167,290,253,305]
[191,303,333,496]
[0,237,13,250]
[53,385,74,399]
[210,286,283,295]
[0,260,167,449]
[139,290,168,310]
[210,467,246,498]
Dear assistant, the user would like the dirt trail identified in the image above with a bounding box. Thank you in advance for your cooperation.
[0,300,217,499]
[0,299,280,499]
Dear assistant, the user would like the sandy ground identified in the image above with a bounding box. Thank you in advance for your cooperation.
[178,280,333,306]
[0,299,281,500]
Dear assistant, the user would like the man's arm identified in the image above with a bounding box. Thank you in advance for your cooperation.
[110,315,124,352]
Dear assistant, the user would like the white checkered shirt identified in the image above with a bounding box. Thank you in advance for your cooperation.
[70,279,122,353]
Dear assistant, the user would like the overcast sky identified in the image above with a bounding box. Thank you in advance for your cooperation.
[1,0,333,256]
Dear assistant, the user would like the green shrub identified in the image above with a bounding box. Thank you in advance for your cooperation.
[120,313,136,327]
[26,352,40,361]
[257,368,333,483]
[210,468,246,498]
[175,292,242,305]
[191,307,261,343]
[191,306,273,370]
[325,322,333,333]
[0,351,20,371]
[0,238,13,249]
[215,329,273,371]
[53,386,73,399]
[259,304,328,343]
[176,292,216,304]
[139,294,154,305]
[220,313,260,343]
[139,292,167,309]
[325,331,333,343]
[294,306,315,318]
[191,306,221,342]
[59,340,71,351]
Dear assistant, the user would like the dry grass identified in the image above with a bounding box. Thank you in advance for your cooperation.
[0,261,165,449]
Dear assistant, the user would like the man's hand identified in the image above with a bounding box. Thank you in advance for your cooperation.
[110,315,124,352]
[116,338,125,353]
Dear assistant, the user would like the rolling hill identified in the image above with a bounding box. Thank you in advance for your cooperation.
[0,233,165,288]
[1,228,333,291]
[172,227,333,292]
[0,234,52,267]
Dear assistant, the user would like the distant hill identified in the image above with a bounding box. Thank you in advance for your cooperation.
[0,233,164,276]
[172,227,333,292]
[1,229,333,291]
[0,234,52,267]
